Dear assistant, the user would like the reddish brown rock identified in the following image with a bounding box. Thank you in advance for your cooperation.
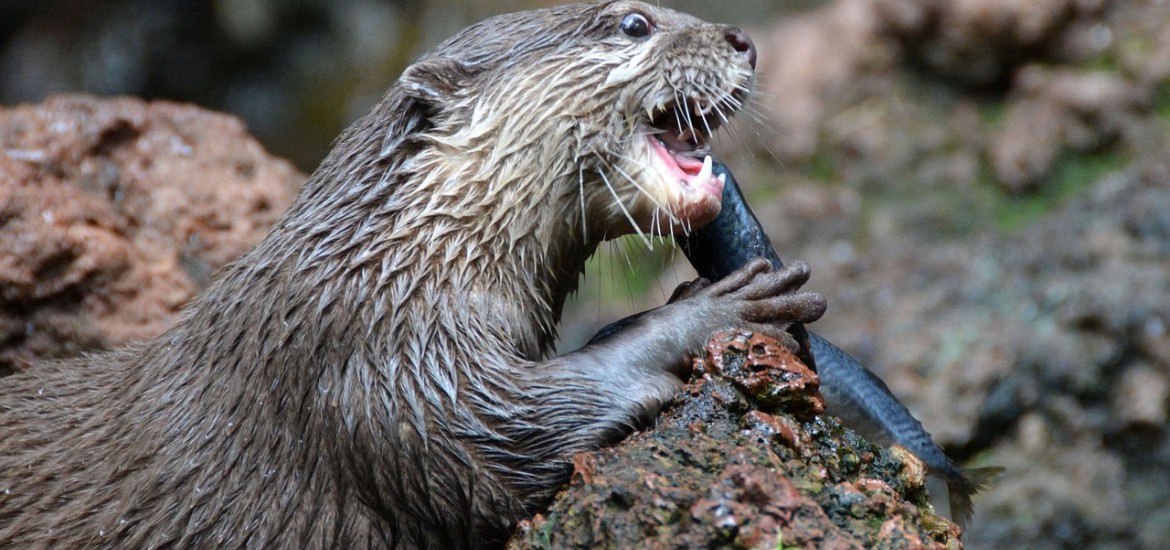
[0,94,304,375]
[509,330,958,549]
[698,330,825,419]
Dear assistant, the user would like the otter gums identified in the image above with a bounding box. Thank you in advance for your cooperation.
[0,2,825,548]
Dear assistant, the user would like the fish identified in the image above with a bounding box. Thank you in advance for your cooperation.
[675,160,1002,528]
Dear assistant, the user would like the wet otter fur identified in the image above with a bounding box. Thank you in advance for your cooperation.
[0,2,825,548]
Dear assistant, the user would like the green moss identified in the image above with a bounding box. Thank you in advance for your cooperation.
[773,530,800,550]
[1118,30,1156,64]
[992,149,1128,232]
[1154,82,1170,123]
[805,149,839,183]
[980,101,1008,130]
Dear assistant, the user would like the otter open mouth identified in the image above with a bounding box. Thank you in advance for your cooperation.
[646,98,725,188]
[633,97,732,233]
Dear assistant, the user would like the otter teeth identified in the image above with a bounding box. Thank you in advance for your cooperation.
[695,155,713,184]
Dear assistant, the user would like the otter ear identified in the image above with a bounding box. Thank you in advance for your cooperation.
[380,57,477,157]
[399,58,466,104]
[379,94,432,158]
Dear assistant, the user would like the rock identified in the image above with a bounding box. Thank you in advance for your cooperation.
[751,1,896,162]
[508,330,960,549]
[874,0,1105,85]
[0,94,304,375]
[708,1,1170,547]
[988,67,1147,192]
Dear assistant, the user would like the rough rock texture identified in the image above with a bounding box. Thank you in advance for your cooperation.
[751,0,1114,165]
[509,330,961,549]
[0,95,304,375]
[797,167,1170,550]
[700,1,1170,548]
[874,0,1106,85]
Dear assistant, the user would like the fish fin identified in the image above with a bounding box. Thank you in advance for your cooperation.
[948,466,1006,530]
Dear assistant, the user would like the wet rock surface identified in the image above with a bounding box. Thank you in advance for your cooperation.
[508,330,960,549]
[720,1,1170,548]
[0,95,303,375]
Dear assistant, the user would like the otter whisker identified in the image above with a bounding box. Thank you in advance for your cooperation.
[708,99,749,147]
[711,102,732,126]
[720,90,746,109]
[729,100,790,167]
[718,96,745,120]
[682,97,698,140]
[605,161,680,245]
[667,87,697,139]
[612,238,640,311]
[602,150,687,231]
[651,203,663,240]
[715,122,748,154]
[597,168,653,248]
[671,90,686,135]
[742,103,775,130]
[577,164,588,239]
[742,88,781,119]
[609,163,671,215]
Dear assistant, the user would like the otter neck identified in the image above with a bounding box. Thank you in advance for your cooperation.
[284,104,603,361]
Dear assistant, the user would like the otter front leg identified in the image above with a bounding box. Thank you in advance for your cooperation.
[477,260,823,538]
[559,258,824,431]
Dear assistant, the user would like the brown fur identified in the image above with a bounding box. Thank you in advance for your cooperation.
[0,2,824,548]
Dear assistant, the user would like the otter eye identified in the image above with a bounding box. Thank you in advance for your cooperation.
[620,13,652,38]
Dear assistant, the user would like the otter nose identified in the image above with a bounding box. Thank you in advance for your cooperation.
[725,28,756,69]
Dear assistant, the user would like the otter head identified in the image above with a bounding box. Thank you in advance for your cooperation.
[386,0,756,245]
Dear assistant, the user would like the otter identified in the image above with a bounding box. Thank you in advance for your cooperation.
[0,2,825,548]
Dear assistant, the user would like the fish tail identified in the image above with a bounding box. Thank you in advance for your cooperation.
[947,466,1005,529]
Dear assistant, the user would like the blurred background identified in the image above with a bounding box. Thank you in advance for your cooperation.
[3,1,1170,549]
[0,0,818,169]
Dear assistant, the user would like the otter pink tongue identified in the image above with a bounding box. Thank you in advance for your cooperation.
[648,136,714,185]
[674,154,704,176]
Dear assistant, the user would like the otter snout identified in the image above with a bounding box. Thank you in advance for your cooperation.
[724,27,756,69]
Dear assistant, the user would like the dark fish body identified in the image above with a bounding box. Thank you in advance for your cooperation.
[677,161,1001,527]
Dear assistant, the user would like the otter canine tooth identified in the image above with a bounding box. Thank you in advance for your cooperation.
[696,155,713,182]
